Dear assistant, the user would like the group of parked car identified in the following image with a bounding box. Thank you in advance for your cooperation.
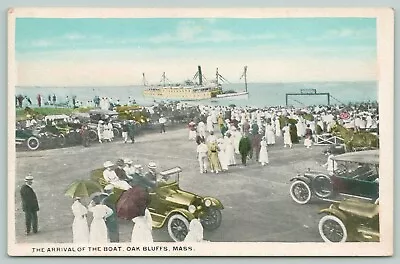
[289,149,380,243]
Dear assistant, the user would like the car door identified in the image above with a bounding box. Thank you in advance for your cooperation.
[333,166,378,200]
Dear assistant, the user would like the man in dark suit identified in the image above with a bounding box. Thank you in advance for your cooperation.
[101,185,119,243]
[20,175,39,235]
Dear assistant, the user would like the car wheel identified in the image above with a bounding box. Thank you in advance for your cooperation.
[200,207,222,230]
[289,180,312,204]
[27,136,40,151]
[319,215,348,243]
[113,128,121,138]
[313,175,334,198]
[167,214,189,242]
[88,129,98,142]
[58,134,66,147]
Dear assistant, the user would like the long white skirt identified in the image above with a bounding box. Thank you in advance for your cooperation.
[89,218,108,244]
[225,145,236,165]
[284,133,292,145]
[218,151,229,171]
[304,138,313,148]
[266,130,276,145]
[73,216,89,243]
[259,148,269,164]
[189,130,197,140]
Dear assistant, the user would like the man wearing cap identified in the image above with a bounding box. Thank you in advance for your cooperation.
[145,162,158,184]
[101,185,119,243]
[103,161,132,190]
[131,165,156,190]
[123,159,135,178]
[20,175,39,235]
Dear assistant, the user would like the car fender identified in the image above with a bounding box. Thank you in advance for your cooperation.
[289,176,312,185]
[203,196,224,210]
[165,208,195,224]
[319,207,347,222]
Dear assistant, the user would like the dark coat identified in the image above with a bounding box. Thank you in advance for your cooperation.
[251,133,262,149]
[20,184,39,212]
[239,136,252,155]
[115,167,129,181]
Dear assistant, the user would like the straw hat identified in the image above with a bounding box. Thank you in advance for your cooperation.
[103,161,114,168]
[148,162,157,169]
[25,175,34,181]
[124,158,133,165]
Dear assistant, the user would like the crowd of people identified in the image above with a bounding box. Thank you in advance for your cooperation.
[187,102,378,174]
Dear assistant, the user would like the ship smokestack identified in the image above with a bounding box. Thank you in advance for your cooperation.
[198,65,203,86]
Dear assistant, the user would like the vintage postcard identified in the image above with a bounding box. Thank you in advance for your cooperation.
[7,8,394,256]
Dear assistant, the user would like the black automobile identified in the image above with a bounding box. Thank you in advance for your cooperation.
[15,127,65,151]
[289,150,379,205]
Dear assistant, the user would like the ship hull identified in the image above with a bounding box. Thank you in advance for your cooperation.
[216,91,249,99]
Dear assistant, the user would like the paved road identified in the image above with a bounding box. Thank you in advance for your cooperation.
[14,128,330,243]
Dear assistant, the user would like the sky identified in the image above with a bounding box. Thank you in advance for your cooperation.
[15,17,377,86]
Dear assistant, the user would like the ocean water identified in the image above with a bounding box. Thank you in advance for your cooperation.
[15,81,377,108]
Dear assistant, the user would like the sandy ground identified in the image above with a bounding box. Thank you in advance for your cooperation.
[14,127,330,243]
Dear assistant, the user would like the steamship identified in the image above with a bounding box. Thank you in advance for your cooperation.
[142,66,249,101]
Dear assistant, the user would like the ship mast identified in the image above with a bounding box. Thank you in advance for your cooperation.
[216,68,219,86]
[162,72,166,87]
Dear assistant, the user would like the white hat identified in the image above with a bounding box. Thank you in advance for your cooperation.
[99,120,104,123]
[148,162,157,169]
[124,158,133,164]
[134,164,142,169]
[103,161,114,168]
[25,175,34,181]
[104,184,114,191]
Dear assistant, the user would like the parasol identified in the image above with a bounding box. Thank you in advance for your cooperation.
[65,180,103,199]
[116,186,150,220]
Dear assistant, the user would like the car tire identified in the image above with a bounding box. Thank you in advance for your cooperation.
[319,214,348,243]
[313,175,334,199]
[200,207,222,230]
[113,128,121,138]
[58,134,66,147]
[289,180,312,204]
[167,214,189,242]
[88,129,98,142]
[27,136,40,151]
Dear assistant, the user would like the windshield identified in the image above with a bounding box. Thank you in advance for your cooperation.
[158,168,180,185]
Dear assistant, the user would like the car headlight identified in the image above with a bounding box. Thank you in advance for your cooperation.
[188,205,196,213]
[204,199,212,207]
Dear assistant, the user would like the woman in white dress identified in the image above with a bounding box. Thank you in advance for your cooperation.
[103,161,132,190]
[71,197,89,244]
[274,118,281,137]
[131,208,153,243]
[224,133,236,166]
[107,122,114,141]
[231,127,242,155]
[217,138,229,171]
[184,218,204,242]
[88,200,113,244]
[265,123,276,145]
[282,124,292,148]
[259,137,269,166]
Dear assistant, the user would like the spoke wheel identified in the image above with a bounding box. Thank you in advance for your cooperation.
[167,214,189,242]
[88,129,98,142]
[27,136,40,151]
[319,215,347,243]
[58,134,66,147]
[289,180,312,204]
[200,207,222,230]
